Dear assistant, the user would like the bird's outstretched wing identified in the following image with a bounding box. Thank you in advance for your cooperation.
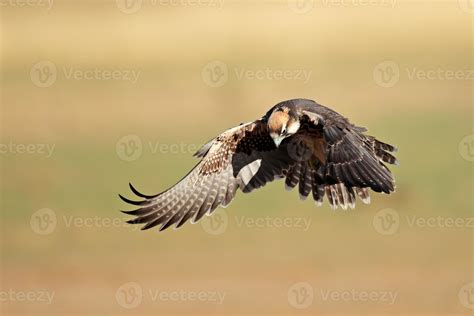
[120,99,399,231]
[282,102,398,209]
[120,120,295,231]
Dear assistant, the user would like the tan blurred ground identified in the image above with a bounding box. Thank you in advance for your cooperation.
[1,0,473,315]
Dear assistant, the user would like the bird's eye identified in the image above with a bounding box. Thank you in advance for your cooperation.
[281,127,287,135]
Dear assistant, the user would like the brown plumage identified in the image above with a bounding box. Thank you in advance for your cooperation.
[120,99,398,231]
[268,111,289,133]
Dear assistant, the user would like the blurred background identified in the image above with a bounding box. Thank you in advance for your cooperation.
[1,0,473,315]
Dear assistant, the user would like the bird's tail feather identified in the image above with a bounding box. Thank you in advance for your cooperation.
[285,161,386,209]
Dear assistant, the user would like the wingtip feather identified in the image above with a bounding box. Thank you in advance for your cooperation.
[118,194,148,206]
[129,182,159,199]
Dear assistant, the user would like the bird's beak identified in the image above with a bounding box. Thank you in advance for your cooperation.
[272,135,285,148]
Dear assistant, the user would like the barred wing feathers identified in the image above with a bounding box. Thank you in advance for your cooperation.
[120,121,294,231]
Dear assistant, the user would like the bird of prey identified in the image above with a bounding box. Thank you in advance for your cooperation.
[120,98,398,231]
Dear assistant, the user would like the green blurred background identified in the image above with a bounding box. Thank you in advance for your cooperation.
[1,0,473,315]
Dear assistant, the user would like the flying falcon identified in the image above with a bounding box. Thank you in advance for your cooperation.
[120,98,398,231]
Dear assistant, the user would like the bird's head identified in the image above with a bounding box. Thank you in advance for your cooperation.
[267,107,300,147]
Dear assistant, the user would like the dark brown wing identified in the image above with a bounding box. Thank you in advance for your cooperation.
[283,101,398,209]
[120,120,295,231]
